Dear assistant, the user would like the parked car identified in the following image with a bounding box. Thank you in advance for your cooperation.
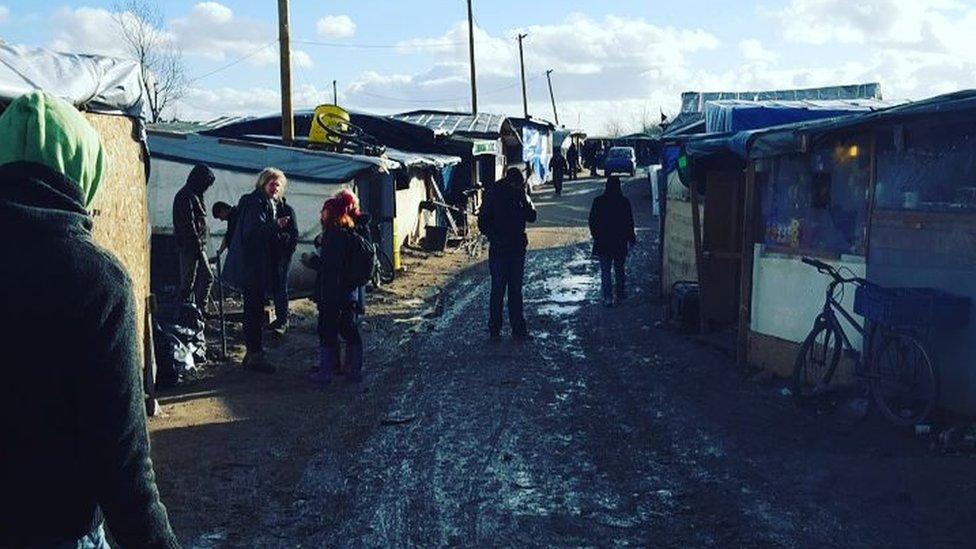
[604,146,637,177]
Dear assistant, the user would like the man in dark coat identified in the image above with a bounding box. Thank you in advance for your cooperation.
[0,92,180,548]
[270,196,298,333]
[588,176,636,306]
[478,166,537,340]
[567,143,579,180]
[548,152,568,196]
[223,168,288,372]
[172,163,215,310]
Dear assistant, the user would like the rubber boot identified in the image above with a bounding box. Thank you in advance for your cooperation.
[346,344,364,383]
[309,346,334,385]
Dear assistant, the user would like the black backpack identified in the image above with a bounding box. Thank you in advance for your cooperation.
[341,230,376,289]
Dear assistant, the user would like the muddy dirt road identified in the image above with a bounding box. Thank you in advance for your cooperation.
[151,175,976,548]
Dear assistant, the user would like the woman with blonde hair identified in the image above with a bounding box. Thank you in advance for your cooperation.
[224,167,291,372]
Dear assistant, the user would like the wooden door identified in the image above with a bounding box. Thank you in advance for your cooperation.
[701,170,744,326]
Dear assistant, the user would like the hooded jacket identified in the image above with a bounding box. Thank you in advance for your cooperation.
[0,94,179,547]
[172,164,214,249]
[477,180,537,252]
[588,178,636,258]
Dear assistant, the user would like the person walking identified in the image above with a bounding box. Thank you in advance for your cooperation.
[588,176,636,307]
[478,166,537,341]
[172,163,215,310]
[567,143,579,180]
[224,167,290,373]
[302,197,373,384]
[548,152,568,196]
[269,193,298,335]
[0,92,180,548]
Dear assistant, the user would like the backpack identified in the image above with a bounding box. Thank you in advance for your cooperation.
[341,230,376,289]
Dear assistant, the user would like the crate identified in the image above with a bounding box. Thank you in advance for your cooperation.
[853,285,970,328]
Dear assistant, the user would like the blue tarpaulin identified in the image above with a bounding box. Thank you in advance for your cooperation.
[704,99,891,133]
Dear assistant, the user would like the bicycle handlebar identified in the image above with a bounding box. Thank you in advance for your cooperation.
[801,257,831,271]
[801,256,868,286]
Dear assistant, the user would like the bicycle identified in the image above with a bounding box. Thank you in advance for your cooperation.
[792,257,938,426]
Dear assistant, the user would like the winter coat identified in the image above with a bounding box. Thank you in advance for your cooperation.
[274,198,299,261]
[305,226,360,307]
[0,161,179,548]
[549,155,568,177]
[223,188,278,292]
[478,182,537,253]
[172,164,213,250]
[589,183,636,259]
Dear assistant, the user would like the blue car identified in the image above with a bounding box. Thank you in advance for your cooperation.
[604,146,636,177]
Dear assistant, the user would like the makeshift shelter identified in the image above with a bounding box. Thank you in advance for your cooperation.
[147,127,459,295]
[734,90,976,414]
[0,44,153,396]
[659,94,891,333]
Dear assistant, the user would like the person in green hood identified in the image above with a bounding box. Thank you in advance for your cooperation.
[0,92,181,548]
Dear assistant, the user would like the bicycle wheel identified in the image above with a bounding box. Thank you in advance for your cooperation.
[870,332,938,426]
[793,316,844,402]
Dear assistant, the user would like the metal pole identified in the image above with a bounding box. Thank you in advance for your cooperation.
[518,33,528,119]
[215,252,227,359]
[333,80,338,105]
[467,0,478,114]
[277,0,294,144]
[545,69,558,126]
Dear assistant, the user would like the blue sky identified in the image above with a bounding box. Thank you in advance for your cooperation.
[1,0,974,132]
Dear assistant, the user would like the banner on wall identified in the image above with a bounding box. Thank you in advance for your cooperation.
[521,126,549,186]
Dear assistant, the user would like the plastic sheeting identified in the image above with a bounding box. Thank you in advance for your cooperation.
[679,83,882,114]
[148,131,387,184]
[704,99,890,133]
[0,43,144,118]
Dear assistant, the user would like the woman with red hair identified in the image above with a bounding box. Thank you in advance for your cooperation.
[301,197,365,384]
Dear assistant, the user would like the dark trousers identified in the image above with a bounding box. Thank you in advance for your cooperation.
[242,285,265,353]
[599,255,627,300]
[274,255,293,323]
[177,244,213,309]
[317,303,362,347]
[488,248,527,334]
[553,174,564,195]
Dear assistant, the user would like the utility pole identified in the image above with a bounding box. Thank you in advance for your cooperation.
[517,33,528,119]
[333,80,338,105]
[545,69,559,126]
[277,0,294,144]
[467,0,478,114]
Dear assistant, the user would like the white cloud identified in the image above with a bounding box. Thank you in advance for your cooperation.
[316,15,356,39]
[175,83,331,121]
[739,39,778,63]
[0,6,9,24]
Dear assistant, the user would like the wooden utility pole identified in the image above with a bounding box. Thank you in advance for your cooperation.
[467,0,478,114]
[517,33,528,118]
[277,0,294,144]
[545,69,558,126]
[333,80,338,105]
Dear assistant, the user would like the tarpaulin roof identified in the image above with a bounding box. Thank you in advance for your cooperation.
[0,43,144,118]
[679,83,882,114]
[745,89,976,159]
[704,99,892,133]
[147,130,388,184]
[394,110,509,136]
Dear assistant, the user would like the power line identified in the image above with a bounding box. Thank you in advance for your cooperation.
[292,38,466,50]
[187,40,277,83]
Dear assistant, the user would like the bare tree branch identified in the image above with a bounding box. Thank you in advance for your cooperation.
[112,0,186,122]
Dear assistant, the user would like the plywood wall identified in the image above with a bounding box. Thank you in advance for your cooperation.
[84,113,150,368]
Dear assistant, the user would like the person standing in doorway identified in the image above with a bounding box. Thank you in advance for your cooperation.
[478,166,537,341]
[589,175,636,307]
[548,152,568,196]
[0,92,180,548]
[224,167,290,373]
[172,163,215,310]
[270,191,298,335]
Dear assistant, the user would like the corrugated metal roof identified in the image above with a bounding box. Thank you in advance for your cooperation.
[393,110,509,136]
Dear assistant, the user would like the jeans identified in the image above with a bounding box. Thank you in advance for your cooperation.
[318,303,362,347]
[488,248,527,334]
[54,523,109,549]
[599,255,626,300]
[177,244,213,310]
[274,255,293,323]
[242,284,265,353]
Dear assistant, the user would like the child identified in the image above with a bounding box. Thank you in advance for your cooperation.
[301,198,364,384]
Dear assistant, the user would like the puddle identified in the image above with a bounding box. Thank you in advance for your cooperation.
[539,304,581,317]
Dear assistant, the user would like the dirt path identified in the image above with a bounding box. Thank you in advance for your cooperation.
[149,175,976,548]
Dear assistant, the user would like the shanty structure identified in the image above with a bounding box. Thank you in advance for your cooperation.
[0,44,154,396]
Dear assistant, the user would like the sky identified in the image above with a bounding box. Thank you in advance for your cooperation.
[1,0,974,134]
